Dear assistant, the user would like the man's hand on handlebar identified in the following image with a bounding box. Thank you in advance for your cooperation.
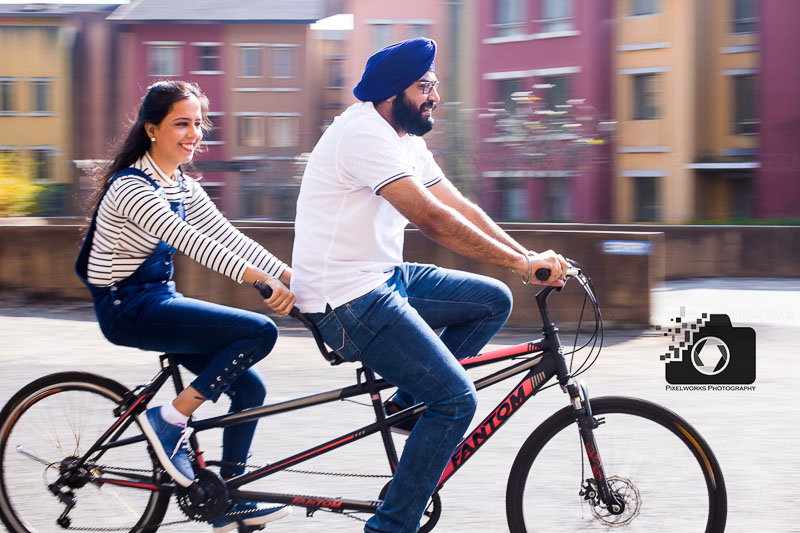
[525,250,570,287]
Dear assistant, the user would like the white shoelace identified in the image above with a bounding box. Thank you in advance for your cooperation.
[169,426,194,459]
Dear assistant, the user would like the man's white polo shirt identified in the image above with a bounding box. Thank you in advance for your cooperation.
[291,102,443,313]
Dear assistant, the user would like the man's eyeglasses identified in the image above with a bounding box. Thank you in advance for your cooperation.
[419,80,440,95]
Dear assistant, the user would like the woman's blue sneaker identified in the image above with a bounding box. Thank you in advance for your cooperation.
[212,503,291,533]
[136,406,195,487]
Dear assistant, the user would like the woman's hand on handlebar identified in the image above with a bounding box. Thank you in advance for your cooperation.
[260,277,296,317]
[528,250,570,287]
[244,266,297,317]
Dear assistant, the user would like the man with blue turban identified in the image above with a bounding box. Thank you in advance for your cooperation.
[292,38,568,532]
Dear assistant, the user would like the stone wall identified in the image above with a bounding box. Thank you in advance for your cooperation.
[0,220,665,328]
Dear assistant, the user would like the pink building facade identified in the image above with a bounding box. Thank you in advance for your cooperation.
[117,25,227,165]
[108,0,333,218]
[757,0,800,219]
[476,0,613,222]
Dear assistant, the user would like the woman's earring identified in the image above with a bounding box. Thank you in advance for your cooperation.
[150,137,156,142]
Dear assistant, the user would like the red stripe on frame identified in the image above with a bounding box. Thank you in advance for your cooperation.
[96,478,160,491]
[459,343,537,366]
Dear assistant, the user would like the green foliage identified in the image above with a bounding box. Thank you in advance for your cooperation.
[0,152,42,217]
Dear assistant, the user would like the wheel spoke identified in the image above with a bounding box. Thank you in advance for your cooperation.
[0,375,170,533]
[506,397,726,532]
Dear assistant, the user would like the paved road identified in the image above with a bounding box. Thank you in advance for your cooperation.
[0,278,798,532]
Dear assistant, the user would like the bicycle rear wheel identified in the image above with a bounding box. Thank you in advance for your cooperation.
[506,396,726,532]
[0,372,170,533]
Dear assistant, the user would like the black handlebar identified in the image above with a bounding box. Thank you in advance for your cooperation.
[253,280,303,320]
[253,280,343,365]
[535,268,550,282]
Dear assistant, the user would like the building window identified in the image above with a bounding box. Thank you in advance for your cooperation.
[149,46,181,76]
[372,25,392,52]
[268,117,298,148]
[633,177,659,222]
[203,115,221,143]
[732,0,758,34]
[541,0,574,33]
[543,75,571,110]
[544,177,572,222]
[30,150,53,181]
[196,45,220,72]
[31,82,51,113]
[494,0,526,37]
[497,78,523,115]
[1,81,17,112]
[238,116,264,147]
[326,59,344,88]
[733,75,757,135]
[239,48,263,77]
[502,181,527,221]
[631,0,660,16]
[272,48,296,78]
[633,73,661,120]
[408,24,427,39]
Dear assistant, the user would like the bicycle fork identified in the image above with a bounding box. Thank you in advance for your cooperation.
[565,379,625,515]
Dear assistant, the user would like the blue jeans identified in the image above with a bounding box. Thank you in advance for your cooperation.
[94,282,277,478]
[307,263,512,532]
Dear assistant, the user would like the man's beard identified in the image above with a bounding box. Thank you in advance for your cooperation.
[391,92,436,136]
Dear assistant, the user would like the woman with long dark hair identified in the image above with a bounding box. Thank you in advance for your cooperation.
[75,80,292,531]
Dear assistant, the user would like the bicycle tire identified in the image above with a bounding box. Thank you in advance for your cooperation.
[506,396,726,532]
[0,372,170,533]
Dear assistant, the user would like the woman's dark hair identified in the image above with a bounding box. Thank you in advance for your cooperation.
[85,80,212,220]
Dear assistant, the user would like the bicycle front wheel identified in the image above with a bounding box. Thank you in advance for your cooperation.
[506,396,726,532]
[0,372,170,533]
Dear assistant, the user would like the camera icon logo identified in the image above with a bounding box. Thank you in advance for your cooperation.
[691,336,730,376]
[659,313,755,385]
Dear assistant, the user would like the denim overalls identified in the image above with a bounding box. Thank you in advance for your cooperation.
[75,167,279,478]
[76,169,185,347]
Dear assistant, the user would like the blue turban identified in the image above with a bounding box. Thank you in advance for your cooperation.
[353,38,437,103]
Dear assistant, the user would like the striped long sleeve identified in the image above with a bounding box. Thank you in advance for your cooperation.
[87,170,287,286]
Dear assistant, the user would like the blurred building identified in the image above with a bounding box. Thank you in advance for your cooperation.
[475,0,614,222]
[758,0,800,220]
[614,0,759,223]
[340,1,451,109]
[107,0,338,218]
[0,3,116,215]
[339,0,477,184]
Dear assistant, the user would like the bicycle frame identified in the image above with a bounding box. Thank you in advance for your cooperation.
[75,280,620,518]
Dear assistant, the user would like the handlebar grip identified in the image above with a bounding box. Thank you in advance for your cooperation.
[535,268,551,282]
[254,280,273,299]
[254,280,302,319]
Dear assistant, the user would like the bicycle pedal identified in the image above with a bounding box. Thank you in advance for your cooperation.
[238,525,267,533]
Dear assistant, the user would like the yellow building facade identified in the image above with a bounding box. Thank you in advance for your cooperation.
[614,0,758,223]
[0,18,74,192]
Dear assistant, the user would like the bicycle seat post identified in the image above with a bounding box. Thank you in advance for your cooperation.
[361,366,400,474]
[163,354,186,396]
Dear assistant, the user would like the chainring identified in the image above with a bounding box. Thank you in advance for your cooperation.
[175,468,229,522]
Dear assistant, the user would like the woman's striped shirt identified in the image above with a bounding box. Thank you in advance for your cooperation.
[87,154,287,286]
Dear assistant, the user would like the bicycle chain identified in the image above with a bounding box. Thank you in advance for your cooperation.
[211,459,393,479]
[59,462,388,531]
[67,519,194,532]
